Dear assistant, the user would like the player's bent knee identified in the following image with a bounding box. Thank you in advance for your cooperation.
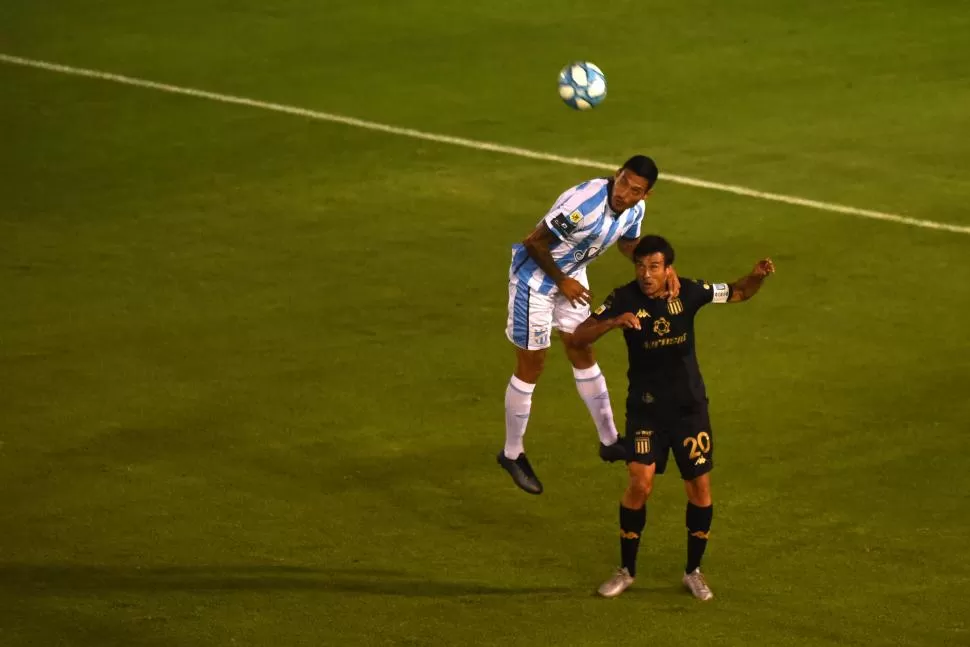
[624,482,650,508]
[627,464,654,502]
[560,335,596,369]
[685,475,712,507]
[559,331,587,351]
[514,348,547,382]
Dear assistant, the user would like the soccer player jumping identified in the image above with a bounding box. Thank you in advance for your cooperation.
[498,155,678,495]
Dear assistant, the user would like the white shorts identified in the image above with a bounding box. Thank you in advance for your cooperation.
[505,270,590,350]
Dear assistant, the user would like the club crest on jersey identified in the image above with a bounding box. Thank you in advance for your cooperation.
[573,246,600,262]
[667,298,684,315]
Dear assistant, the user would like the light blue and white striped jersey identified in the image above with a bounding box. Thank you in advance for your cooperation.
[509,178,645,294]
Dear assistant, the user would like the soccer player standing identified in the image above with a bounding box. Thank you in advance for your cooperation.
[569,235,774,600]
[498,156,677,495]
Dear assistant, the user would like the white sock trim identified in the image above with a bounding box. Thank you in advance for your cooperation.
[572,363,602,381]
[509,375,536,394]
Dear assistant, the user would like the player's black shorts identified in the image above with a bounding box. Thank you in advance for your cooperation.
[623,404,713,481]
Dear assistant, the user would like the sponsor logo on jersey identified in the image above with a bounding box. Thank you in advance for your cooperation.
[645,333,688,350]
[653,317,671,336]
[636,309,650,319]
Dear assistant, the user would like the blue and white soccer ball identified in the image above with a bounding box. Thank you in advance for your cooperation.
[558,61,607,111]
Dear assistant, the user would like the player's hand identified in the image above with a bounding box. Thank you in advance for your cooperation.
[558,277,591,306]
[611,312,641,331]
[664,265,681,301]
[752,258,775,277]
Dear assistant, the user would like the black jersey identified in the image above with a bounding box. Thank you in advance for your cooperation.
[592,278,732,413]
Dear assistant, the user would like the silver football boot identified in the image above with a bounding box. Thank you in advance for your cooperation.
[682,568,714,600]
[597,567,635,598]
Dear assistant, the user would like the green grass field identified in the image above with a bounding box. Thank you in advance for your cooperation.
[2,1,970,645]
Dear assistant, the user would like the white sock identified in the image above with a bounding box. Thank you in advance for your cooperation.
[504,375,535,459]
[573,364,619,445]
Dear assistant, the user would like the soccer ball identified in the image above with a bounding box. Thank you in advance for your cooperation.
[558,61,607,111]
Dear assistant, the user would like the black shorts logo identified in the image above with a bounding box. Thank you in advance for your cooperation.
[635,429,653,454]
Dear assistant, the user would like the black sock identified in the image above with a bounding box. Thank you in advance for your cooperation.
[619,504,647,577]
[685,502,713,574]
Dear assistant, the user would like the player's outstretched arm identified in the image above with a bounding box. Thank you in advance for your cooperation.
[728,258,775,303]
[568,312,640,348]
[523,223,590,306]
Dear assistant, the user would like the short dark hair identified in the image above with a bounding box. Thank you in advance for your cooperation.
[633,235,675,266]
[621,155,659,189]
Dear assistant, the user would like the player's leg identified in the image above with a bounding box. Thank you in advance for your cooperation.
[599,461,656,598]
[554,272,624,460]
[671,418,715,600]
[503,345,546,460]
[599,417,662,598]
[499,280,554,494]
[684,472,713,571]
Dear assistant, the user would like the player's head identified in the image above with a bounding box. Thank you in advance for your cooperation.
[611,155,658,212]
[633,235,675,297]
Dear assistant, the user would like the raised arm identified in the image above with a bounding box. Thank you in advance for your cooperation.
[727,258,775,303]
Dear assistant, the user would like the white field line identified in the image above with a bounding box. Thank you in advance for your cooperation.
[3,52,968,236]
